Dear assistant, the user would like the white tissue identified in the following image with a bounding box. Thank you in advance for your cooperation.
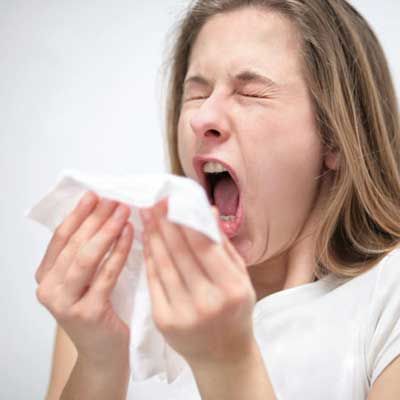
[25,169,222,384]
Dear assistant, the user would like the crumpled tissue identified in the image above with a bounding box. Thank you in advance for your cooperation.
[25,169,222,384]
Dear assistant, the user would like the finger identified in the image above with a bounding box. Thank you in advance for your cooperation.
[141,205,191,309]
[152,199,213,294]
[84,221,134,303]
[47,197,119,286]
[62,203,131,305]
[154,200,226,317]
[142,231,171,325]
[211,206,247,274]
[223,236,247,274]
[179,220,244,290]
[35,191,99,284]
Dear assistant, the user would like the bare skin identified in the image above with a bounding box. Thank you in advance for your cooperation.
[177,8,338,300]
[37,7,338,399]
[39,7,399,400]
[35,193,133,399]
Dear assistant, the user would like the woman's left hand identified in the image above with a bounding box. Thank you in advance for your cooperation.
[139,198,257,367]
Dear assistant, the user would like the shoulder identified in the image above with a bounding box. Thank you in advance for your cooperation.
[368,247,400,315]
[376,247,400,288]
[365,247,400,388]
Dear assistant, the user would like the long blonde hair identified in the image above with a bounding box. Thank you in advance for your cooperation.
[160,0,400,279]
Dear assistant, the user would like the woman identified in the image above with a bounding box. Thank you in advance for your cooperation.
[36,0,400,399]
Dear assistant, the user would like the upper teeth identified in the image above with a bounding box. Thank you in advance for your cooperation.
[203,161,228,173]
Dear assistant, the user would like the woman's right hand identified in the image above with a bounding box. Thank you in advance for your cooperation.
[35,191,134,368]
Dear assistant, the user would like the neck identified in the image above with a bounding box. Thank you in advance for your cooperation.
[247,232,318,302]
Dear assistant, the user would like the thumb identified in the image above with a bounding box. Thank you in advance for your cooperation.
[211,205,225,237]
[211,205,219,220]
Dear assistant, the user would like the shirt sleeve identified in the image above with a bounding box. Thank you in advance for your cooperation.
[366,248,400,387]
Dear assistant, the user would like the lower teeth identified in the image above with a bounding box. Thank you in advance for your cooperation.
[220,215,235,221]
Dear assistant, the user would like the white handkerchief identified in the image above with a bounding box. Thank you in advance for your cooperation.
[25,169,222,384]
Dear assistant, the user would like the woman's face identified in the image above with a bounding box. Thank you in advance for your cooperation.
[177,8,326,267]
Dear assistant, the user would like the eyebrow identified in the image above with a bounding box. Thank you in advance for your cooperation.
[183,69,279,89]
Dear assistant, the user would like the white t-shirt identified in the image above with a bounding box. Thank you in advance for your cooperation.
[126,247,400,399]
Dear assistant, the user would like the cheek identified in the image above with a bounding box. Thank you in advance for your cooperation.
[241,107,322,252]
[243,102,320,167]
[250,112,322,198]
[177,114,195,176]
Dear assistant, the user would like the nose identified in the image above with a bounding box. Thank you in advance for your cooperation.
[189,95,231,143]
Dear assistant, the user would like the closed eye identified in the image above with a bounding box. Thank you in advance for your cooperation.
[185,96,207,101]
[184,93,268,101]
[240,93,268,99]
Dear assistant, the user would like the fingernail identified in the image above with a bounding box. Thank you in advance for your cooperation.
[212,206,219,218]
[80,191,97,206]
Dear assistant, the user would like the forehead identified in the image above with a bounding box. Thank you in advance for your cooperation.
[187,7,304,85]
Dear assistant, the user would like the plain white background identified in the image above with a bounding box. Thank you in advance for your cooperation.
[2,1,399,398]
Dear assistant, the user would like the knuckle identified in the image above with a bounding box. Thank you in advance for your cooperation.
[64,267,83,285]
[69,235,83,251]
[35,286,50,305]
[197,304,222,320]
[195,284,215,303]
[69,305,98,324]
[52,302,69,320]
[54,225,70,244]
[178,312,197,331]
[34,268,43,284]
[36,292,68,322]
[196,292,224,319]
[75,246,97,269]
[226,286,248,306]
[111,244,125,259]
[154,313,174,333]
[101,221,121,237]
[100,266,117,283]
[54,250,69,267]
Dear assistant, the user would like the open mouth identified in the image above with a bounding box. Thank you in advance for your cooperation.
[196,160,243,238]
[205,171,238,216]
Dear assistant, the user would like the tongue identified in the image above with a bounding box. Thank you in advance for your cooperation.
[213,175,239,216]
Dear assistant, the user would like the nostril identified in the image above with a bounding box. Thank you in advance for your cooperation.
[205,129,220,137]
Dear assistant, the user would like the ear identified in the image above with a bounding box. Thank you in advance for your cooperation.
[323,148,340,171]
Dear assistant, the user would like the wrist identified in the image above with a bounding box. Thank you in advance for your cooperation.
[188,340,276,400]
[60,354,130,400]
[188,336,260,370]
[77,352,130,380]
